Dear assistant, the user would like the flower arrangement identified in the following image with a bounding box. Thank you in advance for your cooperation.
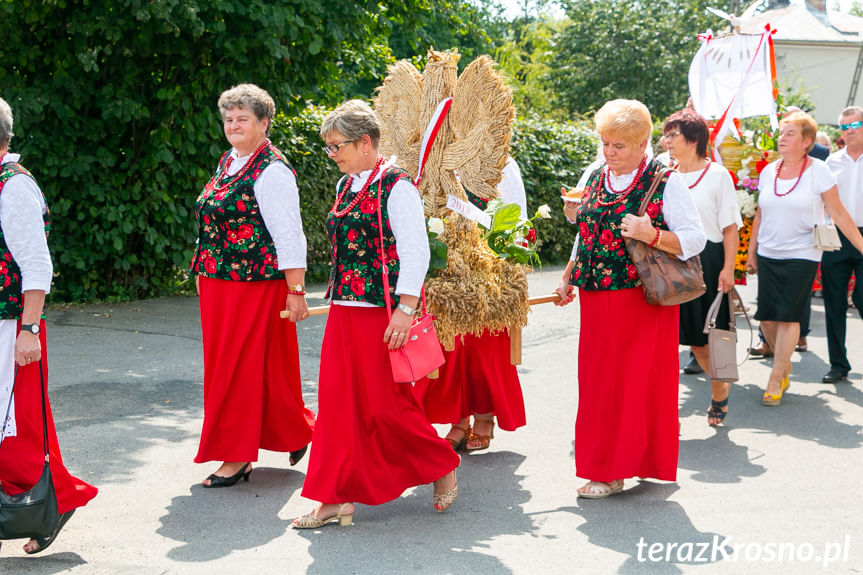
[426,216,448,275]
[479,200,551,267]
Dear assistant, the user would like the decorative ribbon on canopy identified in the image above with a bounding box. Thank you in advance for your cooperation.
[416,97,453,185]
[688,24,778,162]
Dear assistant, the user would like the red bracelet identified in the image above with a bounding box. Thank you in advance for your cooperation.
[286,290,306,296]
[647,227,661,248]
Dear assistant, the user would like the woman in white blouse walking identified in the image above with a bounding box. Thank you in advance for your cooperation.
[746,111,863,405]
[293,100,459,528]
[663,110,741,425]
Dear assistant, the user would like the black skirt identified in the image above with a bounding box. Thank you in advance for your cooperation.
[754,255,819,323]
[680,241,729,346]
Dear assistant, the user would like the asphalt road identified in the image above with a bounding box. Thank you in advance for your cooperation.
[1,267,862,574]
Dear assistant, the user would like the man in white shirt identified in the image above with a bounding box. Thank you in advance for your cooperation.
[822,106,863,383]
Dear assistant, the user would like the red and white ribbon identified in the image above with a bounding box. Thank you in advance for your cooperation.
[416,97,453,185]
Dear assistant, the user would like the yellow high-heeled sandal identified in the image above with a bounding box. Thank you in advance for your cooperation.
[292,503,353,529]
[762,374,790,406]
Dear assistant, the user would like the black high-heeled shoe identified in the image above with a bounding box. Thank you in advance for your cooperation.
[289,444,308,466]
[203,463,251,488]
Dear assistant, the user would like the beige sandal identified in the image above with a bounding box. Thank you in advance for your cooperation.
[433,471,458,512]
[577,480,624,499]
[292,503,353,529]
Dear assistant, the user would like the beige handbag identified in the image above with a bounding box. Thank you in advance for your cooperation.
[702,289,753,382]
[812,201,841,251]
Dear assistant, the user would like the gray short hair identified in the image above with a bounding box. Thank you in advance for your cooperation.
[0,97,13,150]
[320,100,380,147]
[840,106,863,123]
[218,84,275,134]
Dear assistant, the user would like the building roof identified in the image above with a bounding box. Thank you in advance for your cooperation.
[738,1,863,44]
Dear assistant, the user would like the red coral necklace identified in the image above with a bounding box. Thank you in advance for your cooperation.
[773,157,807,197]
[209,139,271,195]
[685,158,711,190]
[596,155,647,206]
[330,156,385,218]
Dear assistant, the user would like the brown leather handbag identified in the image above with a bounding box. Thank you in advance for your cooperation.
[702,289,753,382]
[623,168,707,306]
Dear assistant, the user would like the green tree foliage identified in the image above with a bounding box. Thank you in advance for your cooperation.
[551,0,731,119]
[853,1,863,17]
[0,0,428,300]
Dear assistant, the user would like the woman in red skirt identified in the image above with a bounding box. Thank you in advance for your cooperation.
[414,158,528,452]
[191,84,315,487]
[555,99,706,498]
[1,96,97,554]
[293,100,459,528]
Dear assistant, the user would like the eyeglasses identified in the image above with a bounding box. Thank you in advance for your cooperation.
[322,140,355,154]
[662,131,681,140]
[839,120,863,131]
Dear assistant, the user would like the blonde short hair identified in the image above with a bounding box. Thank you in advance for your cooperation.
[780,111,817,152]
[595,99,652,145]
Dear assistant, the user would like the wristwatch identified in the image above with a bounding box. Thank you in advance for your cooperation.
[397,303,416,316]
[20,323,40,335]
[288,283,305,292]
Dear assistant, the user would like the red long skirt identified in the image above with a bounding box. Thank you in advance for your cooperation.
[194,277,315,463]
[302,305,459,505]
[413,329,526,431]
[0,321,98,516]
[576,288,679,482]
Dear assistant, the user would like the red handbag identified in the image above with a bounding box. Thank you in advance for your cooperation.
[376,188,445,383]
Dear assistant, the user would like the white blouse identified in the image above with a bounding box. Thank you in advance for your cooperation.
[826,148,863,227]
[569,164,707,261]
[225,148,307,270]
[332,157,429,307]
[0,153,52,293]
[680,162,742,243]
[756,159,838,262]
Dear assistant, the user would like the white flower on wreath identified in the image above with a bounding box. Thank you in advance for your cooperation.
[537,204,551,219]
[736,189,757,219]
[427,217,445,236]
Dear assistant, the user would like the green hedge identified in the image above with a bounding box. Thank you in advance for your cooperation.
[269,109,599,283]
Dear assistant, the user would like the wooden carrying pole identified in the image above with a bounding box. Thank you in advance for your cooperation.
[280,292,563,366]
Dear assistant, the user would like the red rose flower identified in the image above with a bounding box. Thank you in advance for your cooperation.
[618,249,625,257]
[387,244,398,259]
[229,270,241,281]
[574,268,581,279]
[526,228,537,243]
[350,276,366,296]
[360,199,376,214]
[341,271,352,284]
[238,224,254,239]
[626,264,638,280]
[614,204,626,214]
[203,214,211,225]
[204,258,217,274]
[347,229,359,242]
[646,203,659,218]
[579,222,589,237]
[755,153,770,174]
[338,264,345,271]
[599,229,614,246]
[600,275,612,288]
[236,200,247,212]
[227,230,239,243]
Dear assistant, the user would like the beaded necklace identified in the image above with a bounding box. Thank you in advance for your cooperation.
[773,157,807,197]
[208,139,271,195]
[685,158,711,190]
[330,156,385,218]
[595,155,647,207]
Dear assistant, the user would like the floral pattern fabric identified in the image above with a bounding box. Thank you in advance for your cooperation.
[0,162,51,320]
[191,144,296,282]
[571,160,669,291]
[325,167,411,307]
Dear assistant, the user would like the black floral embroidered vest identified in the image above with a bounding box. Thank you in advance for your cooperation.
[570,160,669,291]
[191,144,296,282]
[325,167,411,307]
[0,162,51,320]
